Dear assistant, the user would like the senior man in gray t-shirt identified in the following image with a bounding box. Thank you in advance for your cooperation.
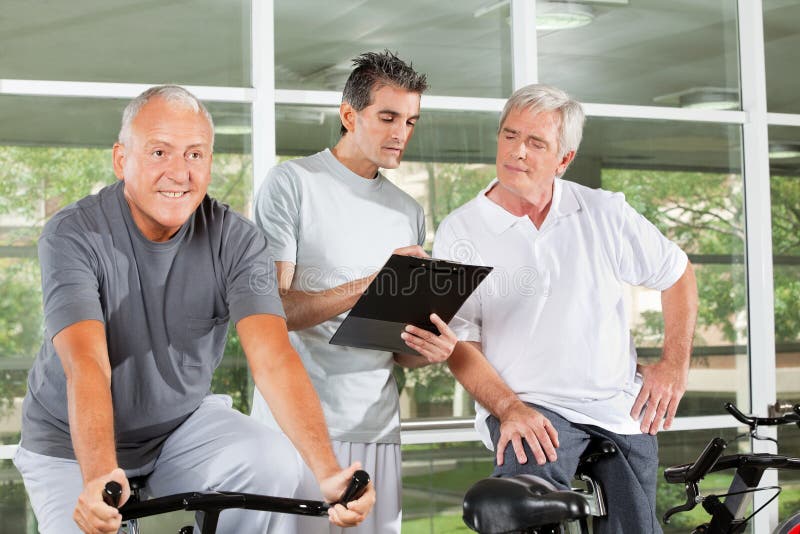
[14,85,375,534]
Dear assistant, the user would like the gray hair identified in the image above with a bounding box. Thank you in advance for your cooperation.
[499,84,585,159]
[340,50,428,135]
[118,85,215,148]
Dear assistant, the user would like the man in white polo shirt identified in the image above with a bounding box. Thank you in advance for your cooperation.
[433,84,698,533]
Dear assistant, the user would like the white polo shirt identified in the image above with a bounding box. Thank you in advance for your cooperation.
[433,178,688,448]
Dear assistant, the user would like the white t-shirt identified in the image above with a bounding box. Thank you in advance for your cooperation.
[433,178,688,448]
[251,149,425,443]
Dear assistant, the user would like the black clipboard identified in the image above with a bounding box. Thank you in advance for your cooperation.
[329,254,492,355]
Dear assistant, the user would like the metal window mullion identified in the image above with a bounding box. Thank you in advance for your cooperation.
[274,90,748,124]
[511,0,537,89]
[767,112,800,127]
[738,1,779,531]
[251,0,276,197]
[0,78,254,103]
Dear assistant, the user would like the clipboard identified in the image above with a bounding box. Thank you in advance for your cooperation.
[329,254,492,355]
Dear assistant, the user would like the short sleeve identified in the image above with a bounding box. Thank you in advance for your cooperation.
[254,164,301,264]
[616,199,688,291]
[221,216,286,324]
[38,231,104,340]
[433,220,482,342]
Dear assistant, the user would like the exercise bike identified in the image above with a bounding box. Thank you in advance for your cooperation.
[662,402,800,534]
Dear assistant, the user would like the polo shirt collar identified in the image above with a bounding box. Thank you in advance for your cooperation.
[477,178,581,234]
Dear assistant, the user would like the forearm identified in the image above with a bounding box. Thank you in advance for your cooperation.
[67,365,118,483]
[447,341,522,420]
[282,275,374,331]
[660,262,698,368]
[53,320,118,484]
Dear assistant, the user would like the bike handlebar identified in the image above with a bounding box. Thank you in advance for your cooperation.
[725,402,800,427]
[102,469,371,523]
[664,437,727,484]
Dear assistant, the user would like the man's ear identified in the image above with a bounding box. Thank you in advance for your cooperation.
[557,150,576,175]
[339,102,357,134]
[112,143,126,181]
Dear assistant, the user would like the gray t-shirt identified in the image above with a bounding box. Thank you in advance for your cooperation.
[251,149,425,444]
[21,181,284,468]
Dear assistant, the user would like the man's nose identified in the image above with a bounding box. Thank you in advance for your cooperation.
[511,140,527,159]
[166,156,190,182]
[391,121,409,141]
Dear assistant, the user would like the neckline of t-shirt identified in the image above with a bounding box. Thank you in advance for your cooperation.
[321,149,385,192]
[115,181,190,251]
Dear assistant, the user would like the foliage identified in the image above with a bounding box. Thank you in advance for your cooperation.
[426,163,495,229]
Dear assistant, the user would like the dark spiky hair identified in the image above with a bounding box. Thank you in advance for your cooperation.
[339,50,428,135]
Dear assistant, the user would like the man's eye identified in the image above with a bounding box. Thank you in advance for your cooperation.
[188,152,201,160]
[152,150,164,157]
[407,121,416,127]
[380,116,393,122]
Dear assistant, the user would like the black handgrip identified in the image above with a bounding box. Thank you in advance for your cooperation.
[337,470,370,506]
[725,402,755,426]
[103,481,123,508]
[726,402,800,426]
[677,437,726,483]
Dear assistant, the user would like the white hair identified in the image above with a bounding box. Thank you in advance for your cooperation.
[499,83,585,159]
[118,85,215,148]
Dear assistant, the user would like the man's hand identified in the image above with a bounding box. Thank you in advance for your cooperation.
[496,404,559,467]
[73,468,130,534]
[319,462,376,528]
[631,359,689,435]
[401,314,458,363]
[392,245,428,258]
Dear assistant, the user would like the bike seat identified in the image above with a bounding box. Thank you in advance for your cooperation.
[127,475,150,504]
[576,438,617,477]
[463,475,591,533]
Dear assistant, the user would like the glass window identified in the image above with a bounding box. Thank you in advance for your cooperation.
[770,125,800,522]
[0,2,251,87]
[584,118,746,416]
[274,0,512,98]
[538,0,740,108]
[764,2,800,113]
[401,441,491,533]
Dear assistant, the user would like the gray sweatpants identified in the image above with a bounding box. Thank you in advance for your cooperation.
[487,403,662,534]
[14,394,306,534]
[290,440,401,534]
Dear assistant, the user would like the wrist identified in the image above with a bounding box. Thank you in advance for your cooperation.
[309,453,341,483]
[495,396,525,421]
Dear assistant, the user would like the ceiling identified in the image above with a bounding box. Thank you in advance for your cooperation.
[0,0,798,174]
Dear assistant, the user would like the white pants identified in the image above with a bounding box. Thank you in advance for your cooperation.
[291,440,401,534]
[15,395,305,534]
